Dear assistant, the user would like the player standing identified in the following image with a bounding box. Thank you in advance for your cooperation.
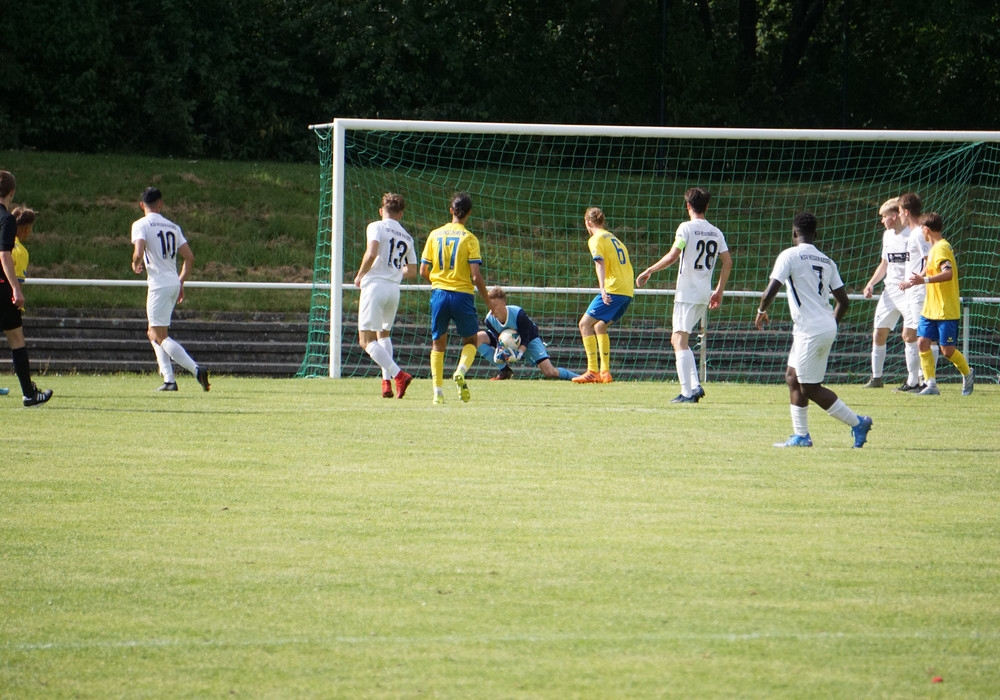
[899,213,975,396]
[353,193,416,398]
[755,212,873,449]
[572,207,634,384]
[131,187,210,392]
[895,192,936,390]
[474,286,579,381]
[860,198,913,388]
[635,187,732,402]
[419,192,503,405]
[0,170,52,406]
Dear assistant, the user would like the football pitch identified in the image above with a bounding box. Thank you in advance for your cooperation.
[2,375,998,697]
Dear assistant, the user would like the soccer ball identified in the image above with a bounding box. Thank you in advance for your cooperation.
[498,328,521,361]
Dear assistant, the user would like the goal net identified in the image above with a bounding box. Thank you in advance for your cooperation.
[298,120,1000,385]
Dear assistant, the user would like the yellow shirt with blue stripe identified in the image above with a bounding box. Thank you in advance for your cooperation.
[421,222,483,294]
[588,228,634,297]
[923,238,961,320]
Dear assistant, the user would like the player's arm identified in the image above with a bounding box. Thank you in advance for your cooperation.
[471,262,502,316]
[831,285,850,324]
[176,243,194,304]
[594,257,611,304]
[419,260,432,283]
[402,262,418,281]
[132,238,146,274]
[635,245,681,287]
[354,238,379,287]
[709,249,733,309]
[0,250,24,307]
[754,278,783,330]
[863,259,887,298]
[906,259,952,289]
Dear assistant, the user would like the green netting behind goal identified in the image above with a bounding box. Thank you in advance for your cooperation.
[298,122,1000,384]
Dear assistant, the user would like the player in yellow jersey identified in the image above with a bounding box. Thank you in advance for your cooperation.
[572,207,634,384]
[11,206,35,283]
[419,192,503,404]
[899,212,974,396]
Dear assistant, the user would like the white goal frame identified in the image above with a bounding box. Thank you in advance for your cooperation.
[308,118,1000,379]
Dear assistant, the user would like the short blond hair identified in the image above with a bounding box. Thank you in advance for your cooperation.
[878,198,899,216]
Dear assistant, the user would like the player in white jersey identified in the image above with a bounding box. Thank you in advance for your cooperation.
[860,198,913,388]
[353,193,417,398]
[635,187,732,403]
[895,192,937,390]
[755,212,872,449]
[131,187,210,392]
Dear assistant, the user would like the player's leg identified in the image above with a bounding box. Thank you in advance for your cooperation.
[428,290,449,403]
[3,321,52,406]
[671,302,706,401]
[148,286,208,390]
[934,319,974,395]
[573,303,601,382]
[798,329,871,447]
[915,317,940,394]
[451,294,480,403]
[529,338,577,380]
[866,295,898,388]
[595,319,612,381]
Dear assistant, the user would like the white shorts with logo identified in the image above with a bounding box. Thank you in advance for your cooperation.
[358,281,401,332]
[873,285,917,330]
[146,284,180,328]
[672,301,708,335]
[788,326,837,385]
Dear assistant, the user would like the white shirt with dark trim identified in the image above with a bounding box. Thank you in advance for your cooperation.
[769,243,843,336]
[131,212,187,290]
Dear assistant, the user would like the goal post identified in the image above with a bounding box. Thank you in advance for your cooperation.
[298,119,1000,384]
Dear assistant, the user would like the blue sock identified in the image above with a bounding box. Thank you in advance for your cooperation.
[557,367,579,381]
[477,343,504,367]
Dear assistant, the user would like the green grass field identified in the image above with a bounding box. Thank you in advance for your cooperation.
[2,375,998,698]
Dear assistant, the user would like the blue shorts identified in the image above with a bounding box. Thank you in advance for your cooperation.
[430,289,479,340]
[917,317,959,347]
[584,293,632,324]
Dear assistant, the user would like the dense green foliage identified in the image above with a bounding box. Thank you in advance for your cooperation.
[3,377,999,696]
[4,1,999,161]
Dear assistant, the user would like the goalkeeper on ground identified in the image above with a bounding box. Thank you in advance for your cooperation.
[475,287,578,381]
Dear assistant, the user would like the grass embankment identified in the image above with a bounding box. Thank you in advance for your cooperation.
[1,151,319,313]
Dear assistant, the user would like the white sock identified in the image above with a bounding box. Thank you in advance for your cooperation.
[365,341,399,378]
[826,398,860,427]
[872,344,886,378]
[685,348,701,392]
[151,341,175,383]
[377,337,395,380]
[160,337,198,375]
[931,344,940,364]
[904,341,921,386]
[675,349,696,396]
[790,405,809,436]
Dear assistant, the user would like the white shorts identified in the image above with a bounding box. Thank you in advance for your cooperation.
[358,282,400,332]
[874,286,918,331]
[672,301,708,335]
[904,286,926,330]
[146,285,179,328]
[788,326,836,385]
